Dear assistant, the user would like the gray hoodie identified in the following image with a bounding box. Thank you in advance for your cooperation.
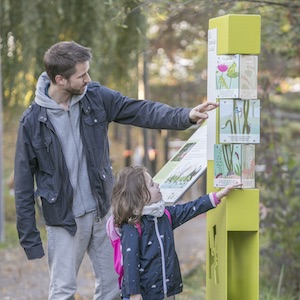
[34,72,96,217]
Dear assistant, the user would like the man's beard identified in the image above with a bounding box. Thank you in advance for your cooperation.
[66,82,86,95]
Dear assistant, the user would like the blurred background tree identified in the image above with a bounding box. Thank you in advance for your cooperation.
[1,0,300,297]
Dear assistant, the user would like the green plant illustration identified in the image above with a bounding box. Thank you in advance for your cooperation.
[216,63,228,90]
[234,160,242,176]
[226,61,239,89]
[222,144,234,175]
[216,60,239,90]
[220,144,243,177]
[218,75,228,89]
[221,100,251,135]
[215,145,226,177]
[242,100,250,134]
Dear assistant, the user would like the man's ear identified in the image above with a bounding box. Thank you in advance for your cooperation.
[54,74,66,86]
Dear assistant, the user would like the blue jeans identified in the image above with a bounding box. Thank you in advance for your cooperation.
[47,211,120,300]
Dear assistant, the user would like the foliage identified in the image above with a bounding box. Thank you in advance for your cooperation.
[2,0,300,112]
[1,0,300,296]
[256,75,300,295]
[259,166,300,294]
[0,0,145,114]
[140,0,300,91]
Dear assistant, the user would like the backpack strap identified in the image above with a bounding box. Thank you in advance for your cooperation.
[135,223,142,236]
[164,208,172,224]
[106,215,120,241]
[106,215,124,288]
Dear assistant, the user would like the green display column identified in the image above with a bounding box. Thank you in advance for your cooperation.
[206,15,261,300]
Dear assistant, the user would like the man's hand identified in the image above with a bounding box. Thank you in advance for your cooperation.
[189,102,219,125]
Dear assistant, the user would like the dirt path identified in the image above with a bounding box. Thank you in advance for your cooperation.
[0,215,206,300]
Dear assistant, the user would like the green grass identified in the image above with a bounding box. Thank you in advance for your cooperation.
[0,219,46,250]
[259,287,299,300]
[0,191,46,249]
[0,221,19,249]
[177,265,206,300]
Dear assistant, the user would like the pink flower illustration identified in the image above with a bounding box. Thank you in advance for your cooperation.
[217,64,228,73]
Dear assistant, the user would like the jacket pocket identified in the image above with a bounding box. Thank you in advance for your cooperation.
[95,164,114,191]
[40,195,63,225]
[92,165,114,212]
[82,108,107,126]
[32,136,55,174]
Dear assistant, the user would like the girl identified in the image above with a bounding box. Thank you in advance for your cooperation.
[111,166,241,300]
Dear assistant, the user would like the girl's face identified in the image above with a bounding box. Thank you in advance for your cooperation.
[144,172,162,205]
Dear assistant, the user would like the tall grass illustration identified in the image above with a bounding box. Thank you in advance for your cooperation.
[221,100,251,135]
[222,144,234,175]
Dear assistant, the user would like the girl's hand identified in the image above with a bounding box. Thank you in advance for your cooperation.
[130,294,143,300]
[216,183,243,200]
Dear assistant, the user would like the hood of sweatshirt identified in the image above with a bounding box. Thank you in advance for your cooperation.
[34,72,87,108]
[33,72,96,217]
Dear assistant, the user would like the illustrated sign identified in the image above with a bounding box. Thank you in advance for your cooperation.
[154,124,207,205]
[219,99,260,143]
[214,143,255,188]
[216,54,258,99]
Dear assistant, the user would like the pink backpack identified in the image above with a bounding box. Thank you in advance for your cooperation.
[106,209,172,288]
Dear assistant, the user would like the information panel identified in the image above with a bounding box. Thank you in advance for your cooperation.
[154,124,207,205]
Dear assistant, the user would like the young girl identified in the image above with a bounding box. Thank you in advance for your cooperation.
[110,166,241,300]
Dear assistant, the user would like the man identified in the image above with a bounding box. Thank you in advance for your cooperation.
[14,41,218,300]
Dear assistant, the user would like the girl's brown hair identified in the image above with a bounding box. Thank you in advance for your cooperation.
[112,166,151,227]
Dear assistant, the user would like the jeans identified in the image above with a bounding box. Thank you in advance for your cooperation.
[47,210,120,300]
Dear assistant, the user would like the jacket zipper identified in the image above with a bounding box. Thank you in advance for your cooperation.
[154,217,168,299]
[78,106,101,222]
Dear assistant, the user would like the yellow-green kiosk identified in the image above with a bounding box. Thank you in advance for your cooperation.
[206,14,261,300]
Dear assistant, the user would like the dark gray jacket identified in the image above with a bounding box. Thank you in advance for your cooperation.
[14,81,193,260]
[120,194,215,300]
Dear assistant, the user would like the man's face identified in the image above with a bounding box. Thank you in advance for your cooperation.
[65,61,91,95]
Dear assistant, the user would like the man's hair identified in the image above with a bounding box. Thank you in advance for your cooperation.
[43,41,92,83]
[112,166,151,227]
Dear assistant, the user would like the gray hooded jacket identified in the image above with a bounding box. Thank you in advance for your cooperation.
[14,72,193,260]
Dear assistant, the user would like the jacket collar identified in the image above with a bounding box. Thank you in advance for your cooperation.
[80,94,92,115]
[37,105,48,124]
